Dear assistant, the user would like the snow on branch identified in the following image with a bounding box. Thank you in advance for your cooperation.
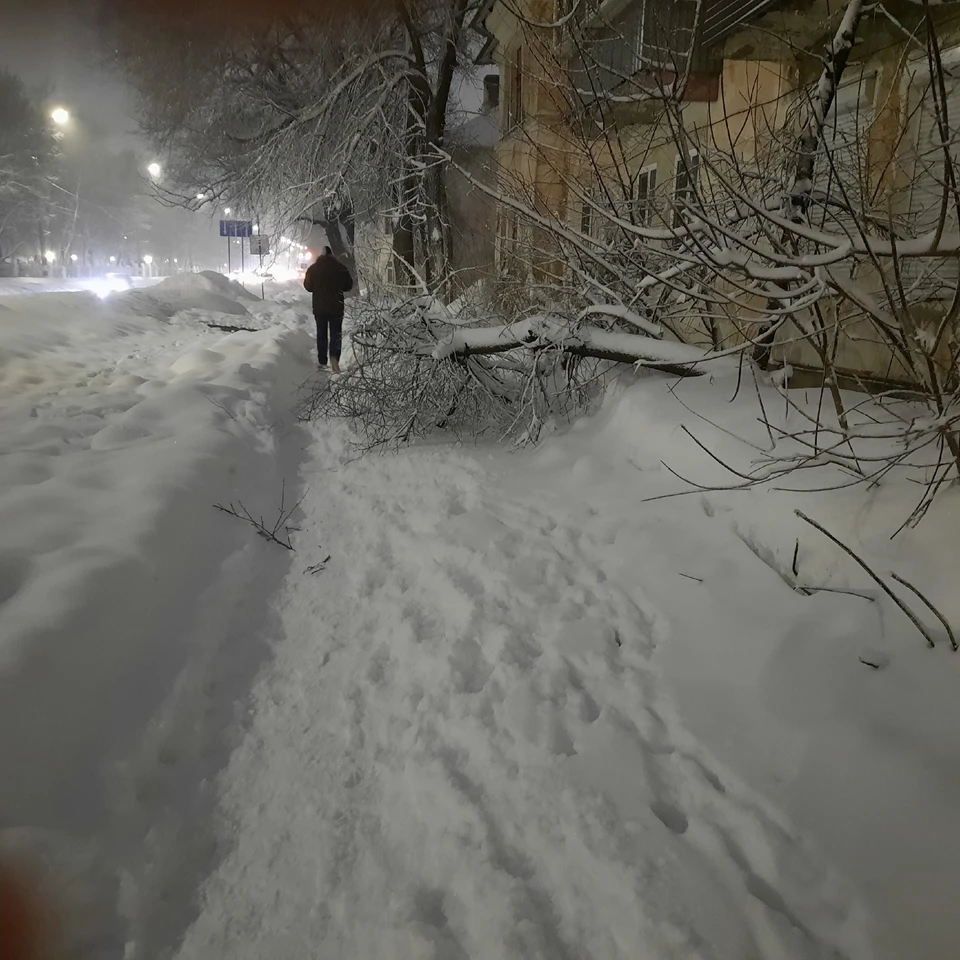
[429,316,725,376]
[577,304,662,337]
[786,0,863,218]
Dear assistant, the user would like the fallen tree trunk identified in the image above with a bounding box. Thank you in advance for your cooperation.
[427,316,731,377]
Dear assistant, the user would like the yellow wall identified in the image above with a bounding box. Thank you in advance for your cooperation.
[485,0,960,384]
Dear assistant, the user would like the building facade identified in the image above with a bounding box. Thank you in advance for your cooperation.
[477,0,960,384]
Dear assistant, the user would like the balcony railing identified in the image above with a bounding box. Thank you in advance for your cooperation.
[569,0,717,100]
[699,0,782,47]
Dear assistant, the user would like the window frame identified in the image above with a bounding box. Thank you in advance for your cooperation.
[673,149,700,228]
[634,162,658,227]
[507,45,525,130]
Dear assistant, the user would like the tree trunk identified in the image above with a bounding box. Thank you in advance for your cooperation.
[787,0,864,216]
[393,83,427,290]
[318,211,356,279]
[419,0,468,300]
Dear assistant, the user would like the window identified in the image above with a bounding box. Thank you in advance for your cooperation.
[635,165,658,227]
[498,212,520,272]
[580,195,593,237]
[907,60,959,294]
[613,0,701,77]
[673,150,700,228]
[646,0,701,70]
[508,214,519,252]
[508,46,525,128]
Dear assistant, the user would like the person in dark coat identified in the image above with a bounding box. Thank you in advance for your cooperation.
[303,246,353,372]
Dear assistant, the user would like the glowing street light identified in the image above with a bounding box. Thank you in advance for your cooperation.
[224,207,232,215]
[147,161,162,178]
[44,250,56,263]
[143,254,153,265]
[51,107,69,126]
[109,256,117,263]
[196,193,205,200]
[70,254,79,262]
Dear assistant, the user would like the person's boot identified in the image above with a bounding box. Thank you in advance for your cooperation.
[330,357,341,374]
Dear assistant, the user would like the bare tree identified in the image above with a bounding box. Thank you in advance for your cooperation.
[308,0,959,528]
[103,0,484,293]
[0,71,58,273]
[103,0,960,526]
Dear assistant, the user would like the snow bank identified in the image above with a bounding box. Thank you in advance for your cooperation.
[0,276,161,299]
[0,283,310,668]
[112,271,257,320]
[522,372,960,960]
[0,284,319,955]
[153,270,259,303]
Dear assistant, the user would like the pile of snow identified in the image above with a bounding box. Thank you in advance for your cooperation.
[523,372,960,960]
[158,270,259,303]
[0,283,310,670]
[0,282,318,956]
[0,276,160,299]
[0,292,165,363]
[113,271,258,320]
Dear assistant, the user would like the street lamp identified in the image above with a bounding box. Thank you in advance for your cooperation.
[143,254,153,265]
[109,256,116,263]
[147,162,162,179]
[70,254,79,262]
[44,250,56,263]
[224,207,232,216]
[51,107,69,126]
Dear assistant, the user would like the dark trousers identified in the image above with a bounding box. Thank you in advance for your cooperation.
[314,311,343,364]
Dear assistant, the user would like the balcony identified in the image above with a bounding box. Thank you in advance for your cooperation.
[568,0,720,122]
[700,0,784,47]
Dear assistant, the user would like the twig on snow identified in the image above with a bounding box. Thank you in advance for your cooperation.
[795,510,936,648]
[214,479,306,551]
[205,394,238,421]
[306,555,332,575]
[889,572,957,651]
[202,320,258,333]
[798,584,876,600]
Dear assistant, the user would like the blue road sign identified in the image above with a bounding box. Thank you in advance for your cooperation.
[219,220,254,238]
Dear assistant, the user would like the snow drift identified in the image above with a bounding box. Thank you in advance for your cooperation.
[0,278,318,957]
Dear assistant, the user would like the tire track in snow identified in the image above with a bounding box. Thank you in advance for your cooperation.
[175,422,869,960]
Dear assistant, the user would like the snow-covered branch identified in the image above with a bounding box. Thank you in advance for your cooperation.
[430,316,725,376]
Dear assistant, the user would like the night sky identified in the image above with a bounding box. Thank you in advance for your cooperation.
[0,0,139,148]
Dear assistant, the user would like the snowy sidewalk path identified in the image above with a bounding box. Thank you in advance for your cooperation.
[176,420,869,960]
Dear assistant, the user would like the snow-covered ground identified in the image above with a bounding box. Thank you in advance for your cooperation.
[0,273,315,956]
[0,275,162,299]
[1,276,958,960]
